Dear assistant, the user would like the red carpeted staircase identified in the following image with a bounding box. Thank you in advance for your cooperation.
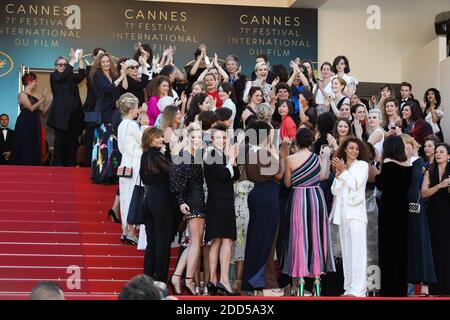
[0,165,177,300]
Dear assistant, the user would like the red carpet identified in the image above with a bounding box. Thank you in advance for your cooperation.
[0,166,177,300]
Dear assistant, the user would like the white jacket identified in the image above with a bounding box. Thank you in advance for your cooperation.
[118,119,147,179]
[331,160,369,225]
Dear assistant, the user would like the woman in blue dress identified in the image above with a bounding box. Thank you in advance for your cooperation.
[12,73,50,165]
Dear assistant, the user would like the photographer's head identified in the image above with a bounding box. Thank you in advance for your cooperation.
[119,275,163,300]
[30,281,65,300]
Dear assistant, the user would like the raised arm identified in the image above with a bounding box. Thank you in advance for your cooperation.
[213,54,229,83]
[190,44,207,76]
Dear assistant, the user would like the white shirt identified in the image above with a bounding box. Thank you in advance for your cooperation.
[1,128,7,141]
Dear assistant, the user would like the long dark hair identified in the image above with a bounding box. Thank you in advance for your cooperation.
[401,101,422,130]
[429,143,450,184]
[185,93,207,126]
[133,43,153,67]
[334,137,371,164]
[382,135,407,162]
[332,117,352,141]
[423,88,441,110]
[145,75,172,98]
[302,60,317,83]
[332,55,350,74]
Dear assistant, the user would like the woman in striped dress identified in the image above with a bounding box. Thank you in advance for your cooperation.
[281,127,335,296]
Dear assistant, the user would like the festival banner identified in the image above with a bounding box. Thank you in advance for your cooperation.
[0,0,317,126]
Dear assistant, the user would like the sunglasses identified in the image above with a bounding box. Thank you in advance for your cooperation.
[127,66,138,70]
[56,63,67,67]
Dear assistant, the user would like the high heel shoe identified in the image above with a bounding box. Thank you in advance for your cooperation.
[108,209,121,223]
[120,234,127,244]
[297,278,305,297]
[207,281,217,296]
[313,278,321,297]
[125,234,138,246]
[217,282,239,296]
[182,277,197,296]
[169,274,183,295]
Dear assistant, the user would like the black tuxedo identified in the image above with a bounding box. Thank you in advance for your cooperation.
[0,128,14,164]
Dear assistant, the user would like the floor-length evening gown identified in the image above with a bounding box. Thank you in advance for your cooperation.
[11,94,42,166]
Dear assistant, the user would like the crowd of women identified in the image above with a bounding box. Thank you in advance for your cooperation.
[13,42,449,297]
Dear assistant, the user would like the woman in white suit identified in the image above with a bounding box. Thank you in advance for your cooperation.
[331,137,371,297]
[117,93,149,245]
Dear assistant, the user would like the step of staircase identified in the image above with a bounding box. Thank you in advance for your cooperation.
[0,165,180,299]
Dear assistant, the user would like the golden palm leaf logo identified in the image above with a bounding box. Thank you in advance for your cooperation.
[0,52,14,77]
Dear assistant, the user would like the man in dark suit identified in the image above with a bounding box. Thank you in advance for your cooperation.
[398,82,421,113]
[0,114,14,165]
[47,49,85,167]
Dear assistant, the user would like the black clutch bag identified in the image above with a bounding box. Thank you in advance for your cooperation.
[127,181,146,225]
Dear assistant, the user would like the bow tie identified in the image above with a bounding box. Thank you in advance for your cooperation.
[402,99,408,102]
[1,128,7,131]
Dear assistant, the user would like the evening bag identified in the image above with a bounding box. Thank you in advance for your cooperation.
[127,179,145,225]
[117,121,135,178]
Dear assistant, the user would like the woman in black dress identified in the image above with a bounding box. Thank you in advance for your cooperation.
[401,134,436,296]
[242,120,288,293]
[170,123,206,295]
[12,73,49,166]
[121,58,150,107]
[375,136,413,296]
[422,143,450,296]
[204,124,239,295]
[140,127,176,283]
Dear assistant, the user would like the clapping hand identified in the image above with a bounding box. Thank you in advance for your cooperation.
[331,157,346,176]
[326,134,338,151]
[163,46,174,57]
[320,144,332,160]
[140,113,149,126]
[69,48,76,60]
[138,54,147,66]
[180,91,187,105]
[235,65,242,79]
[272,76,280,87]
[353,119,363,139]
[289,60,297,70]
[213,53,219,65]
[199,44,207,54]
[152,54,160,66]
[371,95,378,105]
[280,137,291,159]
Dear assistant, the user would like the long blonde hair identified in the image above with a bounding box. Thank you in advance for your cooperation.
[161,105,180,131]
[89,53,118,84]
